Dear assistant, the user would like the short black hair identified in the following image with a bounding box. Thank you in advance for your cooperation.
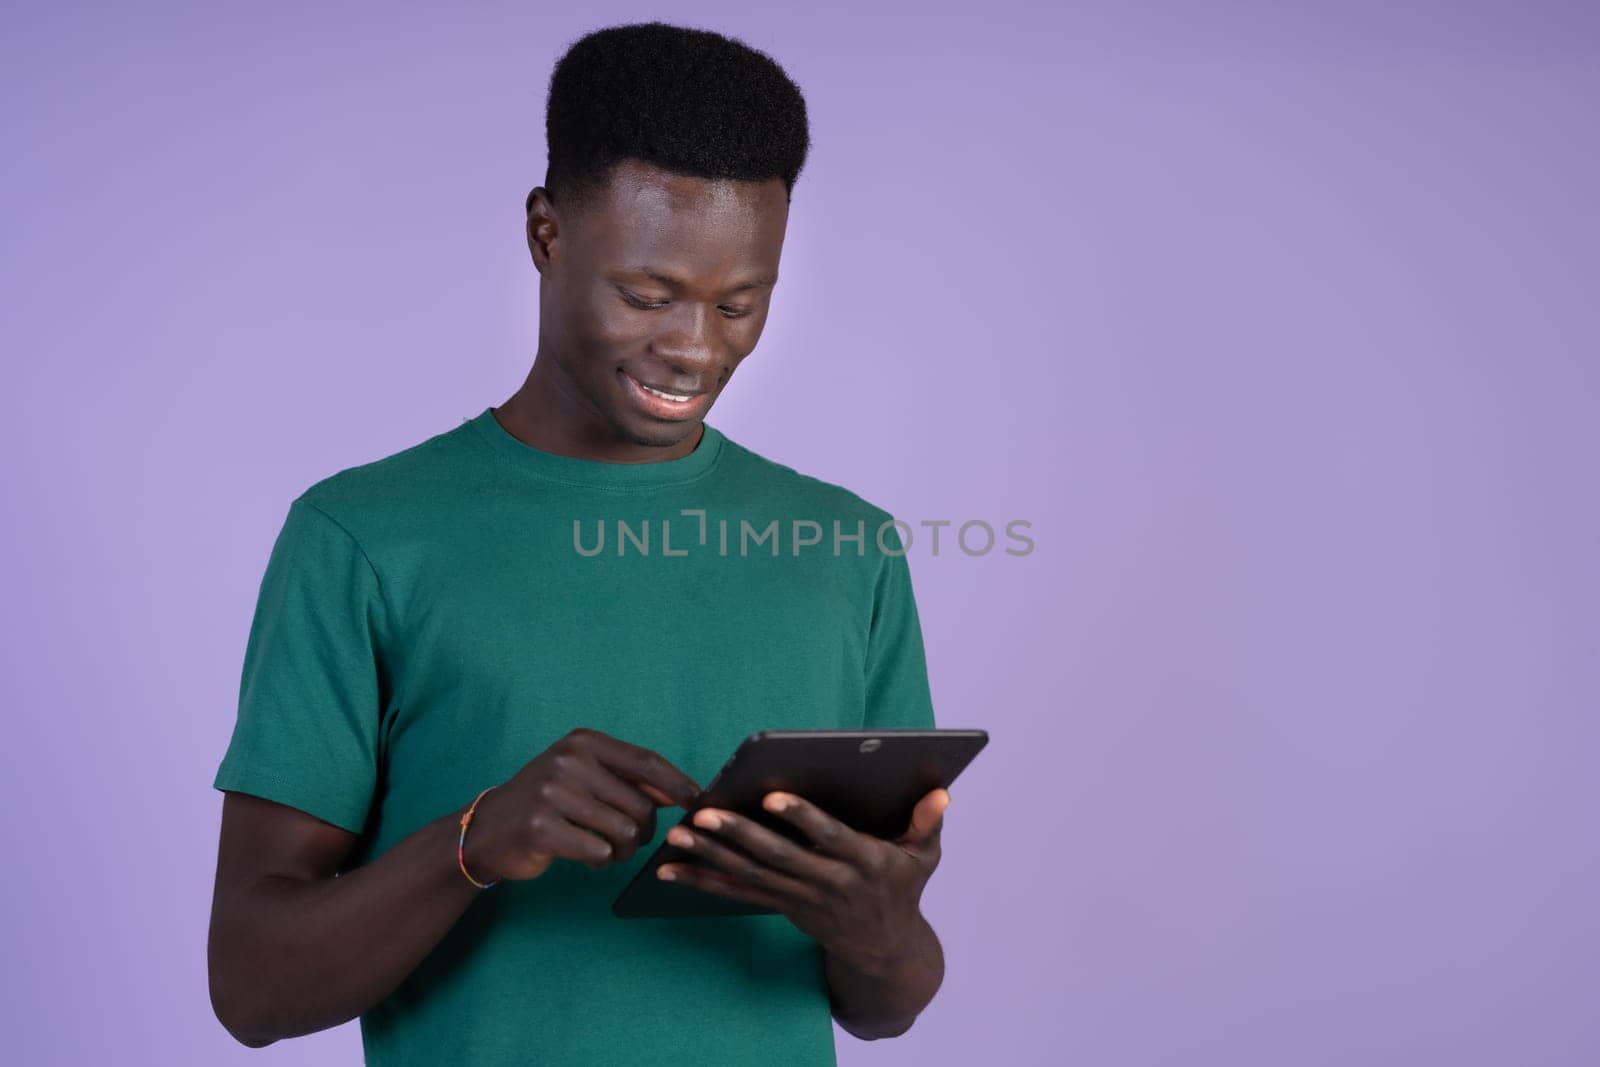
[541,20,811,217]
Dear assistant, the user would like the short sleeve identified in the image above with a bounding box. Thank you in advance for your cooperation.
[861,529,937,731]
[212,497,388,833]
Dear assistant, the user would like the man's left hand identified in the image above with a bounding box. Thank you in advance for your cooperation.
[656,787,951,972]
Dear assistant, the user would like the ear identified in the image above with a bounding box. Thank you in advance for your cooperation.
[525,188,557,273]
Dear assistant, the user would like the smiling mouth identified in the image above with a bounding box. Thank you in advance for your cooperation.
[638,382,698,402]
[619,369,712,420]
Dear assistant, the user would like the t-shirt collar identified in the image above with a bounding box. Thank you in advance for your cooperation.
[468,407,725,489]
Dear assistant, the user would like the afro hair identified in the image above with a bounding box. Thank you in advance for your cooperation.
[540,20,811,218]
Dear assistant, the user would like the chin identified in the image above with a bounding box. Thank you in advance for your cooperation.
[613,412,704,450]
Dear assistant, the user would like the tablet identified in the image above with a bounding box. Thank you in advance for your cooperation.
[611,727,988,919]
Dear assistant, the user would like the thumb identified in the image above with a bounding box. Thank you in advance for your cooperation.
[900,788,950,846]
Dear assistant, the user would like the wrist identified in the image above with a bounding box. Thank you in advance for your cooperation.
[829,912,929,978]
[457,786,502,889]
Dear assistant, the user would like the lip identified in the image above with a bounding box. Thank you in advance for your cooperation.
[618,369,712,421]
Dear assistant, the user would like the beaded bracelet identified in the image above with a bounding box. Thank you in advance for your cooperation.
[458,786,500,889]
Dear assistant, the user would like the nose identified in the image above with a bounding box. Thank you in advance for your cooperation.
[648,305,723,376]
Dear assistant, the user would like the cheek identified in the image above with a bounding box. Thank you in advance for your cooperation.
[733,309,771,356]
[731,318,767,362]
[571,294,644,354]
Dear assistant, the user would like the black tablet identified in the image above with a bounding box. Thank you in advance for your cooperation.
[612,727,988,919]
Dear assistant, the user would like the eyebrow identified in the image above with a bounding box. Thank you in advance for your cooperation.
[621,268,777,293]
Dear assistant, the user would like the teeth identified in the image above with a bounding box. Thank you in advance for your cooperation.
[641,383,692,402]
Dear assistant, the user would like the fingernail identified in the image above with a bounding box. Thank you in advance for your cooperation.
[694,811,722,830]
[668,828,693,847]
[658,866,677,881]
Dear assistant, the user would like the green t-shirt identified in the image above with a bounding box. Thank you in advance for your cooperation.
[212,408,937,1066]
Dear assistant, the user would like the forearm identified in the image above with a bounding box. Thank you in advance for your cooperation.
[209,806,483,1046]
[824,911,944,1040]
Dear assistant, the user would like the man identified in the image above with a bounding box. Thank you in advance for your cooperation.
[208,20,951,1066]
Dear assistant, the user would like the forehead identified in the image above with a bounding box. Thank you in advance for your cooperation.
[573,160,788,280]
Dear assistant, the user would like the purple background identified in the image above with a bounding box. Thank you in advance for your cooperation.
[4,3,1598,1064]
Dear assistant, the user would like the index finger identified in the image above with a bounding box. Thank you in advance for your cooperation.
[570,728,702,808]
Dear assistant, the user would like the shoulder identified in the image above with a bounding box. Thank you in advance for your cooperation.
[291,416,483,532]
[712,429,897,528]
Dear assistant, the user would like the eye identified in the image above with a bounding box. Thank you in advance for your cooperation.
[619,287,752,319]
[618,288,668,310]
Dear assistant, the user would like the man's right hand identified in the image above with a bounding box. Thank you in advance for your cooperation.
[462,728,704,883]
